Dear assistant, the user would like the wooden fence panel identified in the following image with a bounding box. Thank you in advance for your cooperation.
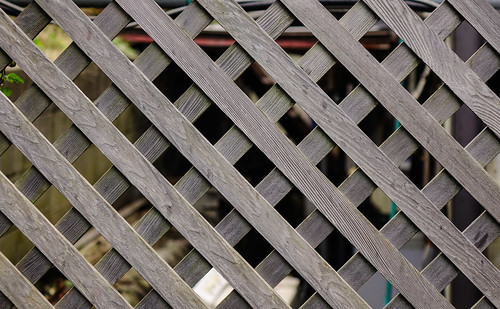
[0,0,499,308]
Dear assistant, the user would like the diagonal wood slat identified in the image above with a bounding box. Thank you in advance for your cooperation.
[0,5,294,309]
[30,0,371,307]
[1,0,499,308]
[0,165,132,308]
[116,0,456,308]
[270,0,500,305]
[0,251,53,309]
[188,0,500,307]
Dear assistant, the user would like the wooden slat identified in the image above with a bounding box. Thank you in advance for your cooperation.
[0,1,130,239]
[0,170,132,308]
[0,13,214,309]
[0,3,293,308]
[360,0,500,222]
[446,0,500,57]
[216,11,498,309]
[59,3,297,309]
[271,1,500,306]
[30,0,368,308]
[0,251,53,309]
[0,2,50,74]
[0,6,211,307]
[192,0,499,307]
[115,0,455,308]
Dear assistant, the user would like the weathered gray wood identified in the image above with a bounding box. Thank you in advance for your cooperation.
[115,0,455,308]
[446,0,500,57]
[0,1,130,239]
[386,209,500,308]
[0,1,496,306]
[30,0,369,307]
[361,0,500,223]
[269,1,500,306]
[0,171,132,308]
[192,0,500,307]
[10,3,293,309]
[0,3,212,308]
[2,2,292,308]
[0,2,50,73]
[0,251,53,309]
[0,12,214,309]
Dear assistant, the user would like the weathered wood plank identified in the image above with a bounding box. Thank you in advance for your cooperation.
[0,3,211,308]
[446,0,500,60]
[0,2,50,73]
[31,0,369,307]
[115,0,453,308]
[0,251,53,309]
[360,0,500,221]
[0,170,132,308]
[271,1,500,306]
[1,3,292,308]
[0,12,214,309]
[0,1,130,239]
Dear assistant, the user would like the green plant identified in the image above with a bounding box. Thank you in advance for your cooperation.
[0,61,24,97]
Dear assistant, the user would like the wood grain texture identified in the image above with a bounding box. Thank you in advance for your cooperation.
[360,0,500,222]
[0,10,210,309]
[0,168,131,308]
[274,1,500,306]
[0,251,53,309]
[3,1,293,308]
[116,0,454,308]
[0,2,210,301]
[32,0,366,307]
[446,0,500,60]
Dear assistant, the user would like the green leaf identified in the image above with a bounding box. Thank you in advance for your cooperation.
[1,87,12,97]
[6,73,23,84]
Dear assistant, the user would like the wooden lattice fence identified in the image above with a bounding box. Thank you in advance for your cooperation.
[0,0,500,308]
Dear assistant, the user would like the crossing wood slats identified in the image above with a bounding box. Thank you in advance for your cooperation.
[60,3,300,309]
[0,1,130,241]
[34,0,370,308]
[0,166,132,308]
[0,4,293,309]
[0,8,221,309]
[274,1,500,306]
[116,0,456,308]
[361,0,500,224]
[0,251,53,309]
[446,0,500,56]
[0,1,498,308]
[194,0,500,307]
[0,3,215,308]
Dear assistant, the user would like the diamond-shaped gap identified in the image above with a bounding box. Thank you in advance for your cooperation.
[36,266,74,305]
[112,100,152,143]
[362,19,400,63]
[33,23,73,62]
[0,142,32,183]
[451,19,486,63]
[449,268,483,308]
[71,140,113,186]
[0,223,35,265]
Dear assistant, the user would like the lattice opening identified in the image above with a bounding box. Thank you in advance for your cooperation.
[114,267,152,306]
[32,23,73,62]
[153,140,194,185]
[37,267,74,305]
[234,144,275,187]
[0,144,31,183]
[72,142,113,185]
[113,102,152,143]
[73,62,113,102]
[0,224,34,264]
